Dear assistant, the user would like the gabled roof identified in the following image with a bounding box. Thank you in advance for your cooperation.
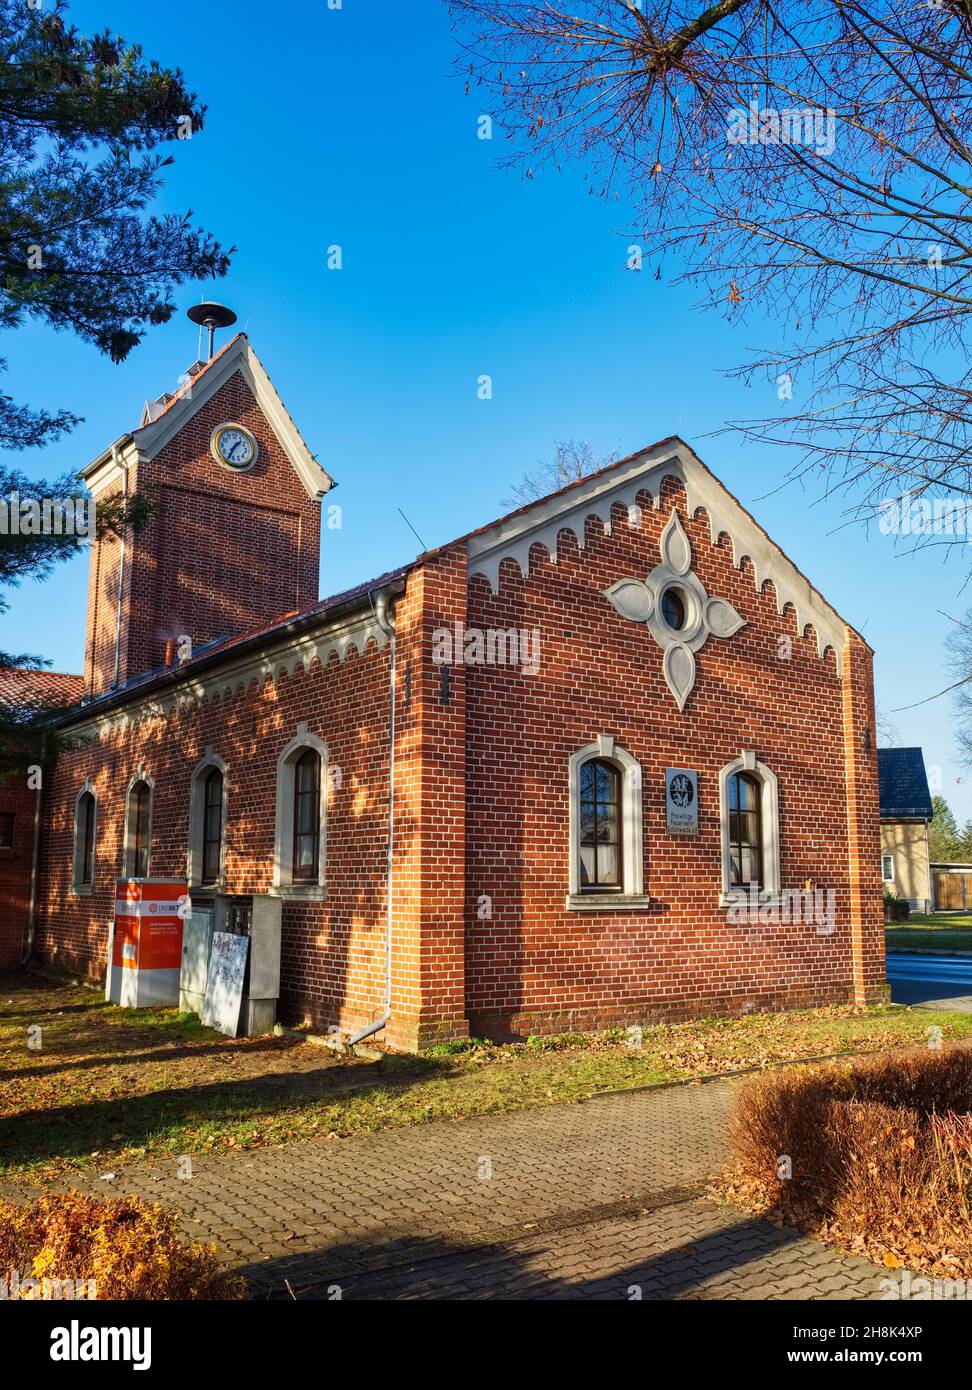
[435,435,864,660]
[877,747,933,821]
[60,426,865,725]
[79,334,334,501]
[0,669,84,715]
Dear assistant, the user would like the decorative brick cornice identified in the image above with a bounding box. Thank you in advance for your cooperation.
[466,441,847,666]
[66,611,389,740]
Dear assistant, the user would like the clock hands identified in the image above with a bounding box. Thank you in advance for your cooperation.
[222,434,248,463]
[213,425,255,468]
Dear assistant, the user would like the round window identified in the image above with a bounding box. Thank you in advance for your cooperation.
[661,587,687,631]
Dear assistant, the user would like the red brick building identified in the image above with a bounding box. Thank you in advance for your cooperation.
[13,334,885,1048]
[0,770,37,969]
[0,670,83,968]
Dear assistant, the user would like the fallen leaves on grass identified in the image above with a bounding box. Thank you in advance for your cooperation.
[3,973,972,1184]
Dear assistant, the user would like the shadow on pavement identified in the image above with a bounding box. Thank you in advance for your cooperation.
[236,1208,811,1301]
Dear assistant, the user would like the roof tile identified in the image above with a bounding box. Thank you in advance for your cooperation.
[0,669,84,714]
[877,747,933,820]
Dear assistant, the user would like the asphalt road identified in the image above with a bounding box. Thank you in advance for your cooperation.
[886,951,972,1010]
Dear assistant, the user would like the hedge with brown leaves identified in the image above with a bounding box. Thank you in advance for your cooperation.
[726,1047,972,1276]
[0,1190,245,1299]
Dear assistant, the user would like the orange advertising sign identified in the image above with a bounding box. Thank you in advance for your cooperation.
[111,879,186,972]
[139,914,183,970]
[112,914,139,970]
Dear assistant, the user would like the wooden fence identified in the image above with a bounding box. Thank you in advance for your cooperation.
[932,870,972,911]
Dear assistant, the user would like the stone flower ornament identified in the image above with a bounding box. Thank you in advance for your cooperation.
[603,509,746,711]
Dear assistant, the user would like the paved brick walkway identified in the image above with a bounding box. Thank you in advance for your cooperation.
[311,1198,884,1301]
[7,1072,890,1299]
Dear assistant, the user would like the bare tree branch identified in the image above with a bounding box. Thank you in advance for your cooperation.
[450,0,972,558]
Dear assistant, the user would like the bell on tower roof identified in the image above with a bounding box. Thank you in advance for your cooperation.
[187,301,237,360]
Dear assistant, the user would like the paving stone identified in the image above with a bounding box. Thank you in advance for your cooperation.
[1,1073,892,1300]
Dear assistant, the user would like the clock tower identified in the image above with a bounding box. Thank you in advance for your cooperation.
[80,331,333,699]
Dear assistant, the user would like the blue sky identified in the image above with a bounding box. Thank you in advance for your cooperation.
[5,0,970,821]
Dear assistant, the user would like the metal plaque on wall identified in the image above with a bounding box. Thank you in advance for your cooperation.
[665,768,699,834]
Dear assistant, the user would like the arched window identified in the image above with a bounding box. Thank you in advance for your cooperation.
[274,726,328,894]
[201,768,224,886]
[127,779,152,878]
[719,752,781,901]
[292,750,321,882]
[567,736,646,907]
[72,784,97,892]
[579,758,622,891]
[187,751,227,890]
[727,771,762,887]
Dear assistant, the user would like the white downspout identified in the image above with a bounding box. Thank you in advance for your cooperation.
[348,590,397,1046]
[20,733,46,964]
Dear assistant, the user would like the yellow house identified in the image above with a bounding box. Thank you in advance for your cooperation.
[877,747,933,913]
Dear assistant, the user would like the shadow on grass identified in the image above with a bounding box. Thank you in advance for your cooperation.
[0,1035,310,1083]
[237,1212,812,1301]
[1,969,338,1080]
[0,1001,110,1023]
[0,1054,448,1173]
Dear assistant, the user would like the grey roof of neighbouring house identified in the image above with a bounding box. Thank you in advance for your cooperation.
[877,747,934,821]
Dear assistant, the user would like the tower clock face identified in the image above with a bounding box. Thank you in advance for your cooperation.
[211,423,258,471]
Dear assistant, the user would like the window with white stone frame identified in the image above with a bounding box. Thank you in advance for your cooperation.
[273,725,328,896]
[123,771,154,879]
[718,751,781,904]
[566,736,648,910]
[882,854,894,883]
[187,751,228,890]
[71,780,97,894]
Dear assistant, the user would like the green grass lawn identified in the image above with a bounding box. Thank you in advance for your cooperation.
[3,969,972,1184]
[886,911,972,953]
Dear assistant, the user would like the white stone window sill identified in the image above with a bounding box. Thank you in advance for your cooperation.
[70,884,94,898]
[565,893,652,912]
[720,889,781,909]
[268,885,328,902]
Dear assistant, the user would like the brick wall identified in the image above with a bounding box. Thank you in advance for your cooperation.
[38,471,883,1049]
[84,372,321,697]
[37,637,400,1037]
[391,550,470,1047]
[462,474,885,1038]
[0,777,37,967]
